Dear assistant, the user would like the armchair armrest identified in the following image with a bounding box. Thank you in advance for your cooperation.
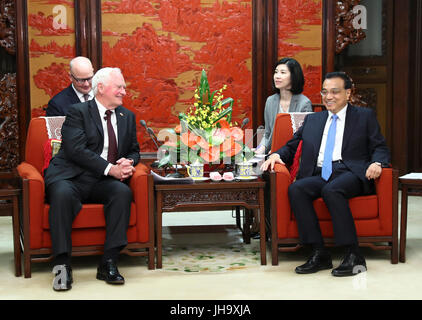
[129,163,150,191]
[16,162,45,198]
[271,163,294,237]
[129,162,151,206]
[16,162,46,249]
[374,168,398,229]
[129,162,153,242]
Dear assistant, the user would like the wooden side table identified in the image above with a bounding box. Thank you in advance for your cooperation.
[154,178,266,268]
[0,177,22,276]
[399,173,422,263]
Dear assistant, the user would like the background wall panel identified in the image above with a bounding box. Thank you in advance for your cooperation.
[277,0,322,103]
[101,0,253,152]
[27,0,76,117]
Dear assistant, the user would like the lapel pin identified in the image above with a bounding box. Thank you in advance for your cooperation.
[120,113,124,117]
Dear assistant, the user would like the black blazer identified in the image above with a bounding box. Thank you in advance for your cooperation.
[44,100,140,187]
[46,85,81,116]
[275,104,390,190]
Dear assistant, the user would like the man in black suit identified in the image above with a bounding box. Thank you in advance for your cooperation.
[46,56,94,116]
[261,72,390,277]
[44,67,140,291]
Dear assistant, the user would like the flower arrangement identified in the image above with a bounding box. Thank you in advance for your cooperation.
[158,70,253,168]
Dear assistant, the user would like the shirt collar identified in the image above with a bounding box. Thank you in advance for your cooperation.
[94,98,111,117]
[71,84,93,101]
[328,104,348,121]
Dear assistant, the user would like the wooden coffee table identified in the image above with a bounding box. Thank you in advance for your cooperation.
[154,178,266,268]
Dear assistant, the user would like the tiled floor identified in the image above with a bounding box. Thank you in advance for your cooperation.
[0,194,421,300]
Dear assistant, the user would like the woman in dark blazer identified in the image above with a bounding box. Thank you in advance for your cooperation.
[260,58,312,153]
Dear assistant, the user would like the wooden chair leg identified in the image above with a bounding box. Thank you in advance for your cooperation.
[272,242,279,265]
[148,246,155,270]
[391,240,399,264]
[24,251,31,278]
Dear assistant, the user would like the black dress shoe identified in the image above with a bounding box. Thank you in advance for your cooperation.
[295,249,333,274]
[96,259,125,284]
[332,252,367,277]
[52,264,73,291]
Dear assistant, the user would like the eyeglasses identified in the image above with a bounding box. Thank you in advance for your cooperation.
[320,88,344,97]
[71,73,93,84]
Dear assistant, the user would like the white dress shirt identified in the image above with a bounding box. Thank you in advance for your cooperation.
[95,98,119,175]
[72,84,93,102]
[317,105,348,167]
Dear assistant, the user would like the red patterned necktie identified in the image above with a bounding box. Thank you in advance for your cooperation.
[104,110,118,164]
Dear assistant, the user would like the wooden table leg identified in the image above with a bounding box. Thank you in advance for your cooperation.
[399,185,408,263]
[235,206,241,229]
[259,188,266,265]
[12,195,22,277]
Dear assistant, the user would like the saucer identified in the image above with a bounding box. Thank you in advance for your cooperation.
[191,177,210,181]
[235,175,258,180]
[210,177,223,182]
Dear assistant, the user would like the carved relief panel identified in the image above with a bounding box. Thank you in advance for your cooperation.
[0,0,19,171]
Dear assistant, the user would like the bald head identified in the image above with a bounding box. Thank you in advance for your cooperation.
[69,56,94,95]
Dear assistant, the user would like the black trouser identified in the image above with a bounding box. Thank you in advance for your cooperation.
[288,162,364,246]
[46,171,132,258]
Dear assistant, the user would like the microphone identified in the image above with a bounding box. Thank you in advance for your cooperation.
[140,119,161,168]
[147,126,160,143]
[140,119,147,129]
[140,119,161,150]
[147,127,161,150]
[241,117,249,129]
[245,125,265,146]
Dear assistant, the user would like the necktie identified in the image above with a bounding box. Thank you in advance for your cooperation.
[83,94,90,101]
[105,110,118,164]
[321,114,338,181]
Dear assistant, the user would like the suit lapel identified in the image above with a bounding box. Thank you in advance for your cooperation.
[342,104,355,153]
[115,105,127,155]
[88,100,104,138]
[67,85,81,104]
[289,94,299,111]
[313,111,328,149]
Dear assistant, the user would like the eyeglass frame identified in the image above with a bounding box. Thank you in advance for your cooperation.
[320,88,349,97]
[70,73,93,84]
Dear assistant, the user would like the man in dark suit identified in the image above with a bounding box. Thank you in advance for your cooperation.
[261,72,390,277]
[46,56,94,116]
[44,67,140,291]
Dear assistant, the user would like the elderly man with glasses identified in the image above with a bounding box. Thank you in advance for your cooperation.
[46,56,94,116]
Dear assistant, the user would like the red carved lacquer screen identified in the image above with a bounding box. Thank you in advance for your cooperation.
[278,0,322,104]
[26,0,322,153]
[28,0,76,118]
[101,0,253,152]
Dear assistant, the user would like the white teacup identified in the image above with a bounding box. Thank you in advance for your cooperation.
[237,162,253,177]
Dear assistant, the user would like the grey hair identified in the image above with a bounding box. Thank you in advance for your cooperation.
[92,67,123,96]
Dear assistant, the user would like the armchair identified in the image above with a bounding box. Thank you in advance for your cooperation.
[268,113,399,265]
[17,117,155,278]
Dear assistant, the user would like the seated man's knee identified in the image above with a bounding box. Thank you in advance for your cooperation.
[112,182,133,201]
[47,181,77,203]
